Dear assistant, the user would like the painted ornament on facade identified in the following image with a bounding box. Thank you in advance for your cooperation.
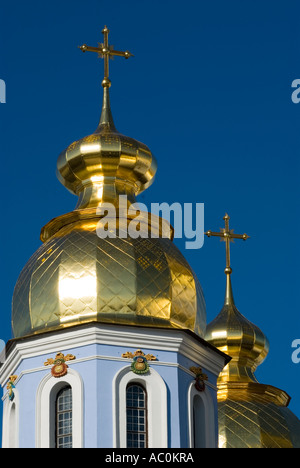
[190,367,208,392]
[44,352,76,378]
[122,349,157,374]
[7,375,18,401]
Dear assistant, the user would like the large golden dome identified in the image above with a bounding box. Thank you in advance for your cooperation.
[11,28,206,339]
[12,220,205,338]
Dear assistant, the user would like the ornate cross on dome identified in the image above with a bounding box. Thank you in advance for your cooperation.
[79,25,133,88]
[205,214,249,275]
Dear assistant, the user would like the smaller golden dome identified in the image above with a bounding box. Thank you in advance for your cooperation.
[205,274,269,384]
[218,388,300,448]
[206,274,300,448]
[205,212,300,448]
[57,87,157,210]
[57,26,156,211]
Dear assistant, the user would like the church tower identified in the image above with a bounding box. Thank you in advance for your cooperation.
[0,27,229,449]
[205,214,300,448]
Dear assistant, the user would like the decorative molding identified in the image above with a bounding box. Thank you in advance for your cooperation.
[1,354,218,402]
[122,349,157,374]
[6,375,18,401]
[190,367,208,392]
[44,352,76,378]
[0,324,228,387]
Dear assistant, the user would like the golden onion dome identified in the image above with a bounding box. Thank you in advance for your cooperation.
[11,27,206,339]
[205,274,269,384]
[12,220,206,338]
[206,276,300,448]
[217,388,300,448]
[56,86,157,211]
[205,214,300,448]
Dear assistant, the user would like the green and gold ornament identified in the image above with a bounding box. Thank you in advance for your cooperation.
[44,352,76,378]
[122,349,157,375]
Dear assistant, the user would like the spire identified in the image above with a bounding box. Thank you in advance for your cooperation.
[79,26,133,132]
[98,86,116,131]
[205,214,269,384]
[54,26,157,228]
[205,213,249,308]
[224,273,234,306]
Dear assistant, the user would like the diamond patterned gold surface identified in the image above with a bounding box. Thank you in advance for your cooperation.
[205,276,300,448]
[218,393,300,448]
[12,221,206,338]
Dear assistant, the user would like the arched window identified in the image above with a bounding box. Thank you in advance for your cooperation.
[193,394,205,448]
[9,403,17,447]
[126,384,148,448]
[188,382,217,448]
[2,388,19,448]
[36,369,83,448]
[55,385,72,448]
[113,366,168,448]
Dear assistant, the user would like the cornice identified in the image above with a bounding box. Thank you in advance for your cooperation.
[0,323,229,387]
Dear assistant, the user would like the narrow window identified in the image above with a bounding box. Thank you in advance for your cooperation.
[8,403,17,448]
[126,383,148,448]
[55,385,72,448]
[193,394,205,448]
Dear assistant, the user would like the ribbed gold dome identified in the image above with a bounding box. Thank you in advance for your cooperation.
[12,220,206,338]
[12,28,206,339]
[205,275,269,384]
[217,386,300,448]
[56,88,157,211]
[205,248,300,448]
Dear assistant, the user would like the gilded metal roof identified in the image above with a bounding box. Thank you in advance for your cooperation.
[206,277,300,448]
[205,214,300,448]
[12,221,206,338]
[12,27,206,340]
[218,387,300,448]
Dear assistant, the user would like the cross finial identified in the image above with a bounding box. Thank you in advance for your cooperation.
[79,26,133,88]
[206,214,249,275]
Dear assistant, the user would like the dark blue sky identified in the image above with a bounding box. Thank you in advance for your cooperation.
[1,0,300,439]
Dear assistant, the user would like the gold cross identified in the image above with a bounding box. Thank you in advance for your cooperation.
[79,25,133,88]
[205,214,249,275]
